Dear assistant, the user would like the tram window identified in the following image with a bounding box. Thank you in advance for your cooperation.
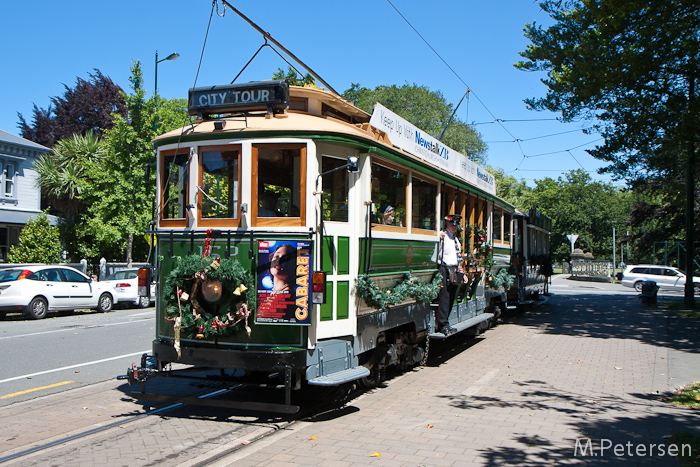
[371,162,406,227]
[411,176,437,231]
[504,212,511,243]
[161,152,188,221]
[493,208,502,242]
[321,156,349,222]
[199,146,240,221]
[253,144,306,224]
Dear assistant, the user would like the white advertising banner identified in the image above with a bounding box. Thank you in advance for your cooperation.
[369,103,496,196]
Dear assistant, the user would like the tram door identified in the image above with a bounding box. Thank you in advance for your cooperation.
[315,148,362,340]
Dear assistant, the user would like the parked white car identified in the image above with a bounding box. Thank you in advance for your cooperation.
[101,269,155,308]
[620,264,700,295]
[0,266,119,319]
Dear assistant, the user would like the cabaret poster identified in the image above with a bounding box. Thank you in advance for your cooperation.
[255,240,313,325]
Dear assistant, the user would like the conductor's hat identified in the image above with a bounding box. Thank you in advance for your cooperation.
[444,214,462,225]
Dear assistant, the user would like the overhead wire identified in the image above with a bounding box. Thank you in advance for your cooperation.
[384,0,603,176]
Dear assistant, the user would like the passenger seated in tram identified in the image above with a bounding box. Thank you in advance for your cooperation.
[259,191,279,217]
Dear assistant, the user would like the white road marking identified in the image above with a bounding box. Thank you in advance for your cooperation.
[0,351,149,384]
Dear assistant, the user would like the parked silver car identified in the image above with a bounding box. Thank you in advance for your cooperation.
[101,269,155,308]
[620,264,700,295]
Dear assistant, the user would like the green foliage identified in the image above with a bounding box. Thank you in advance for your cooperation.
[486,269,516,290]
[487,165,532,211]
[83,61,189,263]
[527,169,632,260]
[272,66,317,88]
[8,211,62,263]
[515,0,699,263]
[355,272,442,310]
[342,83,488,165]
[34,131,107,219]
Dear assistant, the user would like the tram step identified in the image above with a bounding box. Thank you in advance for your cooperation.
[308,366,371,386]
[429,313,494,339]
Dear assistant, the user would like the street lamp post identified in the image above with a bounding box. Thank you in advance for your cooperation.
[154,50,179,131]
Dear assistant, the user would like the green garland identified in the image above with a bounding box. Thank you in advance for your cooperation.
[164,254,255,340]
[486,268,516,290]
[465,226,493,271]
[355,271,442,310]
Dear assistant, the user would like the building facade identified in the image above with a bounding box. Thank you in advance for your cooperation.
[0,129,58,262]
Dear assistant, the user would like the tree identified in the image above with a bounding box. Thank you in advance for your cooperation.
[516,0,699,304]
[516,0,699,181]
[18,70,127,147]
[84,61,189,264]
[272,66,317,87]
[487,165,532,211]
[8,211,62,263]
[34,131,107,218]
[342,83,488,165]
[527,169,632,260]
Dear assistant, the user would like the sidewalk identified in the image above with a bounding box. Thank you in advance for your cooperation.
[2,278,699,466]
[208,279,700,466]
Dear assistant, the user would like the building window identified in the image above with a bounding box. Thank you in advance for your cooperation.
[198,145,241,225]
[371,162,406,227]
[253,144,306,226]
[412,175,437,231]
[160,150,189,225]
[321,156,349,222]
[2,162,15,198]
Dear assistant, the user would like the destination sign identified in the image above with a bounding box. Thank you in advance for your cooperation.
[188,80,289,117]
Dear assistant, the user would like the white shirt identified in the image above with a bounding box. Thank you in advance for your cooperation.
[439,230,461,267]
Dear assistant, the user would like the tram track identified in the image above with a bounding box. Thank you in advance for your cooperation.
[0,381,352,466]
[0,388,236,465]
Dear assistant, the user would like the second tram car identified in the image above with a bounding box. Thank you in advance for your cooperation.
[124,80,550,412]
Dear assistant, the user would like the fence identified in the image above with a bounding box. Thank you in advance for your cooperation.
[0,259,150,281]
[571,259,612,279]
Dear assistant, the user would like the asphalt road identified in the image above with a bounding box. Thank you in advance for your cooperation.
[0,306,155,407]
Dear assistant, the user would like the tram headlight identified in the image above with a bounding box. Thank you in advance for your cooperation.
[201,279,223,303]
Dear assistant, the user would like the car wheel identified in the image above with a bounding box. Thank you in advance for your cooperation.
[97,293,113,313]
[27,297,48,320]
[138,295,150,308]
[634,281,643,292]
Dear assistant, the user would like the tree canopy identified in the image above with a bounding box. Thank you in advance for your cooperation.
[526,169,632,260]
[516,0,700,185]
[342,83,488,165]
[18,70,127,148]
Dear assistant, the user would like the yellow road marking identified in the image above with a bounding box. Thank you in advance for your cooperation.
[1,380,74,399]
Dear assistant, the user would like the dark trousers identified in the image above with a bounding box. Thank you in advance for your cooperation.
[438,264,458,329]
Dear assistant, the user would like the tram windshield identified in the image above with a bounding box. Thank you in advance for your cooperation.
[162,153,188,220]
[254,144,305,221]
[200,146,240,219]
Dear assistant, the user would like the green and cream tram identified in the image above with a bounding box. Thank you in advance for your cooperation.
[125,80,545,412]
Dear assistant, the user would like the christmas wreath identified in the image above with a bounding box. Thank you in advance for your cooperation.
[355,271,442,310]
[163,249,255,351]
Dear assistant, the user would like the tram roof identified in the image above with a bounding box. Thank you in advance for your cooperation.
[153,84,512,207]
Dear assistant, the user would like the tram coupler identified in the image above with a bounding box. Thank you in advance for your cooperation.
[117,354,159,385]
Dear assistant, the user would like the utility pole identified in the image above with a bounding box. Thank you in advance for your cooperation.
[685,76,696,309]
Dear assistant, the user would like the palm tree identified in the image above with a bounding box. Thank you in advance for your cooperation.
[34,131,106,218]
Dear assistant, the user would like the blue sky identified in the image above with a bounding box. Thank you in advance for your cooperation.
[2,0,612,187]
